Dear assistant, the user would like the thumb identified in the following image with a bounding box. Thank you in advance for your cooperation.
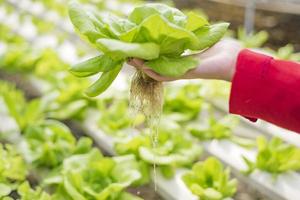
[127,58,145,70]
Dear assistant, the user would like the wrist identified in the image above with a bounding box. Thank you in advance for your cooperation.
[223,48,242,82]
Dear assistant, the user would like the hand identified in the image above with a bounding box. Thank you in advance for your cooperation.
[127,39,242,82]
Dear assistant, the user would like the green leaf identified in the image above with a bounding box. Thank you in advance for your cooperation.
[1,83,44,131]
[118,192,143,200]
[244,136,300,175]
[160,165,175,179]
[96,38,160,60]
[230,136,256,148]
[242,156,255,175]
[182,157,237,199]
[48,100,87,120]
[139,143,202,166]
[23,120,77,168]
[18,182,51,200]
[73,137,93,155]
[129,3,187,27]
[97,99,145,135]
[134,14,200,55]
[185,12,209,31]
[69,55,121,77]
[85,63,122,97]
[63,174,86,200]
[94,13,136,37]
[194,23,230,50]
[119,26,139,42]
[238,28,268,48]
[114,135,150,155]
[115,128,201,178]
[256,136,267,151]
[68,0,106,43]
[204,188,222,200]
[0,183,11,197]
[0,144,27,183]
[190,184,204,196]
[146,56,198,77]
[47,150,143,200]
[112,155,143,185]
[164,84,203,121]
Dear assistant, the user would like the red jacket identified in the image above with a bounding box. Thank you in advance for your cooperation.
[229,49,300,133]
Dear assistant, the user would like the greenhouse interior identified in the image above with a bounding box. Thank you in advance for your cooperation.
[1,0,300,199]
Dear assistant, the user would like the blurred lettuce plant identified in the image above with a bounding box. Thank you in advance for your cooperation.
[237,28,268,48]
[182,157,237,200]
[265,44,300,62]
[97,98,145,135]
[164,84,204,122]
[22,120,92,168]
[188,114,254,148]
[17,181,51,200]
[44,149,143,200]
[115,127,202,178]
[0,81,44,131]
[0,144,27,199]
[243,136,300,176]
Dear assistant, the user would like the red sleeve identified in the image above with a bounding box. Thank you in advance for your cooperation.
[229,49,300,133]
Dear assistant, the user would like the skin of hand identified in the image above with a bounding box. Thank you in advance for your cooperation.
[127,39,242,82]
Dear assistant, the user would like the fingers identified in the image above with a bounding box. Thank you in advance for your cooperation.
[127,58,176,82]
[127,58,144,69]
[142,68,177,82]
[188,52,235,81]
[196,39,241,60]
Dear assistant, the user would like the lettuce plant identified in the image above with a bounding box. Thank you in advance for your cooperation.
[188,117,232,140]
[115,128,202,178]
[0,144,27,199]
[0,81,44,131]
[243,136,300,176]
[18,181,51,200]
[97,98,145,135]
[163,84,203,122]
[182,157,237,200]
[266,44,300,62]
[0,79,89,130]
[237,28,268,48]
[188,115,254,148]
[42,74,92,120]
[22,120,92,168]
[0,47,67,76]
[0,24,25,45]
[44,149,143,200]
[68,1,228,118]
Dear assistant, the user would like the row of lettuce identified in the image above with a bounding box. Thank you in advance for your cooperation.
[0,81,148,200]
[1,46,300,200]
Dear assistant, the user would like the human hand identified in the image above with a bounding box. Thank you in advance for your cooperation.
[127,39,242,82]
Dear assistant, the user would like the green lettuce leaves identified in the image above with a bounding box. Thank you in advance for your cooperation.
[0,144,27,199]
[163,84,203,122]
[18,182,51,200]
[0,81,44,131]
[97,99,145,135]
[68,1,229,96]
[96,39,160,60]
[243,136,300,176]
[22,120,92,168]
[44,149,143,200]
[146,56,198,77]
[182,157,237,200]
[115,128,202,179]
